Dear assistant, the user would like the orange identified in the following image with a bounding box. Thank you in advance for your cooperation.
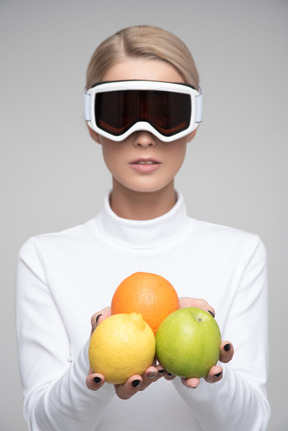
[111,272,179,334]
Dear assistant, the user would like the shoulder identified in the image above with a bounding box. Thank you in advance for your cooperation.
[18,218,97,260]
[188,216,266,259]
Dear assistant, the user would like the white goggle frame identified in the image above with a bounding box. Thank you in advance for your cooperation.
[84,80,203,142]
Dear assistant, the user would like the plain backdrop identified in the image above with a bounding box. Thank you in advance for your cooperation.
[1,0,287,430]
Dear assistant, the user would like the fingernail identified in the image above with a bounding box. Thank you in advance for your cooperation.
[167,373,174,377]
[148,371,157,379]
[214,371,222,378]
[208,310,215,318]
[131,379,141,388]
[96,314,102,324]
[93,376,102,384]
[158,369,165,374]
[224,343,231,352]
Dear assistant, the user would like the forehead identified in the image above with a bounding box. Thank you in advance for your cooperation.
[102,58,185,84]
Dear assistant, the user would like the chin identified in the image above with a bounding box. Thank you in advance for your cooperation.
[127,182,172,194]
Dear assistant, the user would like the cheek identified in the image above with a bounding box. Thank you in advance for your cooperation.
[102,148,119,175]
[167,141,187,172]
[100,139,122,173]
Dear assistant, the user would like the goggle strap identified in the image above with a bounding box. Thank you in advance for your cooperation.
[84,89,91,121]
[195,92,203,123]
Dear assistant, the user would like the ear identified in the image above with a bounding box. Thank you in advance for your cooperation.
[186,128,197,143]
[86,123,102,144]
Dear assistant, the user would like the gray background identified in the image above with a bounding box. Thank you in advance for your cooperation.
[1,0,287,429]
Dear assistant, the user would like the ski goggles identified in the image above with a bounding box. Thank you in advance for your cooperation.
[84,80,203,142]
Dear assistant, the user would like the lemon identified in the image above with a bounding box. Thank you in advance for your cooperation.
[89,313,156,384]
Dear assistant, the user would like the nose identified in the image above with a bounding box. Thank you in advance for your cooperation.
[133,131,156,148]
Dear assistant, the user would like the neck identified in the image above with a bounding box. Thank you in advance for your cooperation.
[109,180,177,220]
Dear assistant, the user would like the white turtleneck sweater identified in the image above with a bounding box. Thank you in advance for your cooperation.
[16,192,270,431]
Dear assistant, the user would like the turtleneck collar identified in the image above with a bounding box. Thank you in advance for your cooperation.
[95,191,190,249]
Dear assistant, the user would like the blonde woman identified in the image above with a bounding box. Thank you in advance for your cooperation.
[16,26,270,430]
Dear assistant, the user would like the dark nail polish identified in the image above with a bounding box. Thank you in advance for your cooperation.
[93,376,102,384]
[224,343,231,352]
[208,310,215,318]
[131,379,141,388]
[96,314,102,324]
[167,373,174,377]
[158,369,165,374]
[214,371,222,378]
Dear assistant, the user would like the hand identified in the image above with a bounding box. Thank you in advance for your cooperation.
[179,297,216,317]
[86,308,164,399]
[113,361,164,400]
[181,340,234,388]
[178,297,234,388]
[86,307,111,392]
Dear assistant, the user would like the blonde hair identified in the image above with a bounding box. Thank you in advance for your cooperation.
[86,25,199,89]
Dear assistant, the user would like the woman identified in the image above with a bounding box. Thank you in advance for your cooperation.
[16,25,270,430]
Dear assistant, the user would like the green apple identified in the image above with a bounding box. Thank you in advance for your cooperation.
[156,307,221,378]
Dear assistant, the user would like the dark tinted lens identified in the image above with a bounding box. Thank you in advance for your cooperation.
[95,90,191,137]
[147,91,191,136]
[96,91,139,135]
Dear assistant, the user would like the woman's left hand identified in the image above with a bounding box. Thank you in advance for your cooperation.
[181,340,234,388]
[178,297,234,388]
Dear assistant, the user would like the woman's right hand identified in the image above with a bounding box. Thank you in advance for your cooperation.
[86,308,163,399]
[86,307,111,392]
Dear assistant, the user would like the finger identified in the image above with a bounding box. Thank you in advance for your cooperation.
[179,297,215,318]
[156,363,175,381]
[204,365,223,384]
[156,364,166,378]
[90,307,111,333]
[140,365,161,390]
[144,358,162,382]
[181,376,200,388]
[115,375,143,400]
[163,372,176,381]
[219,341,234,363]
[86,368,106,391]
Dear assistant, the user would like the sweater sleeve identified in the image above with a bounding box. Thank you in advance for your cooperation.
[173,236,270,430]
[15,238,114,431]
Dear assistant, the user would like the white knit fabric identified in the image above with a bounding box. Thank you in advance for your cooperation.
[16,191,270,430]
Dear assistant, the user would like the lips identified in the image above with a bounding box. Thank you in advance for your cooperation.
[135,160,157,165]
[129,158,160,165]
[129,158,161,172]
